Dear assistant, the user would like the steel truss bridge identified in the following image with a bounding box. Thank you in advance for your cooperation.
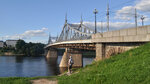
[56,17,95,42]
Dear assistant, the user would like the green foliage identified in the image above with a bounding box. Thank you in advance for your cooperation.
[58,43,150,84]
[0,47,15,55]
[16,39,26,54]
[15,40,45,56]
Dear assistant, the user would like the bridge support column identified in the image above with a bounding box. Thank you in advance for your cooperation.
[46,48,58,59]
[59,48,83,68]
[95,43,105,61]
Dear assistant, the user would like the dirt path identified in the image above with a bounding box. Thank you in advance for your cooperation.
[31,79,57,84]
[31,71,77,84]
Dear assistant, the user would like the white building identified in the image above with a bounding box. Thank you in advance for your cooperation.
[6,40,18,48]
[0,41,4,48]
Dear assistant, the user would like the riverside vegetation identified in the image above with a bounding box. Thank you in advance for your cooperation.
[0,40,45,56]
[0,47,16,55]
[0,43,150,84]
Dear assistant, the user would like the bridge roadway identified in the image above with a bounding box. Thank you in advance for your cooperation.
[46,39,95,50]
[46,25,150,68]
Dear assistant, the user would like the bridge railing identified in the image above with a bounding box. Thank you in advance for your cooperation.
[54,35,92,43]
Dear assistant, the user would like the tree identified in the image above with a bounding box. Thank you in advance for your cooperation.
[15,39,45,56]
[16,39,26,53]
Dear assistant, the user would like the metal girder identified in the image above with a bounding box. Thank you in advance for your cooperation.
[50,43,95,50]
[57,21,94,42]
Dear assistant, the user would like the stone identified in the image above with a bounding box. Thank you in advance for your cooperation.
[95,43,105,61]
[59,48,83,68]
[46,49,57,59]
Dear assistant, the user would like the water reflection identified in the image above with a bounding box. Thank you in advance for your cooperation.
[0,56,94,77]
[15,56,24,76]
[15,56,24,63]
[15,60,23,76]
[45,57,60,75]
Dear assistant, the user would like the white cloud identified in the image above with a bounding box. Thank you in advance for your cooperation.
[115,0,150,21]
[22,27,48,37]
[83,21,135,32]
[25,39,48,44]
[135,0,150,12]
[2,27,48,41]
[115,6,135,20]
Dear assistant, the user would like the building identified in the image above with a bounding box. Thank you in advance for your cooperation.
[0,41,4,48]
[5,40,18,48]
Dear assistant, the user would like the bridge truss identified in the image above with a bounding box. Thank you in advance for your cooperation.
[56,16,95,42]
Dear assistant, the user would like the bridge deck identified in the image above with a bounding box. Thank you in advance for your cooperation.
[46,25,150,50]
[47,39,93,47]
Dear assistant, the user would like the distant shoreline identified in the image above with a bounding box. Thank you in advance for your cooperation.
[0,52,24,56]
[0,52,45,56]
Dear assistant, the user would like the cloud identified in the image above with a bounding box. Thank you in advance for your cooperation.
[2,27,48,40]
[22,27,48,37]
[83,21,135,32]
[115,0,150,21]
[115,6,135,20]
[135,0,150,12]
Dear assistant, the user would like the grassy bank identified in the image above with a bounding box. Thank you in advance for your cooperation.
[1,43,150,84]
[58,43,150,84]
[0,76,56,84]
[0,77,30,84]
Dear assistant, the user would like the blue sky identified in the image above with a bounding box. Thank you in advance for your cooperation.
[0,0,149,43]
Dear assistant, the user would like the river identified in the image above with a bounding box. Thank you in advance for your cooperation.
[0,55,94,77]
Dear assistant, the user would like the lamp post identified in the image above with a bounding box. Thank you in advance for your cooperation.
[93,8,98,33]
[141,15,145,26]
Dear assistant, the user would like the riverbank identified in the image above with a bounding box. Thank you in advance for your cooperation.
[0,52,24,56]
[1,43,150,84]
[57,43,150,84]
[0,52,45,56]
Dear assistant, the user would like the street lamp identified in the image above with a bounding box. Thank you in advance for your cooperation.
[93,8,98,33]
[141,15,145,26]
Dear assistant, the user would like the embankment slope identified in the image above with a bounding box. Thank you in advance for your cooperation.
[58,43,150,84]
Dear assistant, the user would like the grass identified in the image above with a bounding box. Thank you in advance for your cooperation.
[58,43,150,84]
[0,76,56,84]
[0,77,30,84]
[1,43,150,84]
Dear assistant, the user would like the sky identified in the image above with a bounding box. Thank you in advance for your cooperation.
[0,0,150,44]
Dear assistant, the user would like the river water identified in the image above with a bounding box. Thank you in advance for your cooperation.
[0,56,94,77]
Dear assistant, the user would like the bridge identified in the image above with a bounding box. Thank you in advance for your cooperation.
[45,17,150,68]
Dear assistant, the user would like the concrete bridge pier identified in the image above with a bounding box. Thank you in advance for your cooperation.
[46,48,58,59]
[59,48,83,68]
[95,43,105,61]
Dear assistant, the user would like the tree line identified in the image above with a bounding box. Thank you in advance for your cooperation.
[16,40,45,56]
[0,40,45,56]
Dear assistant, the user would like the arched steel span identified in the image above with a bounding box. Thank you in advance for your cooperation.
[56,19,95,42]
